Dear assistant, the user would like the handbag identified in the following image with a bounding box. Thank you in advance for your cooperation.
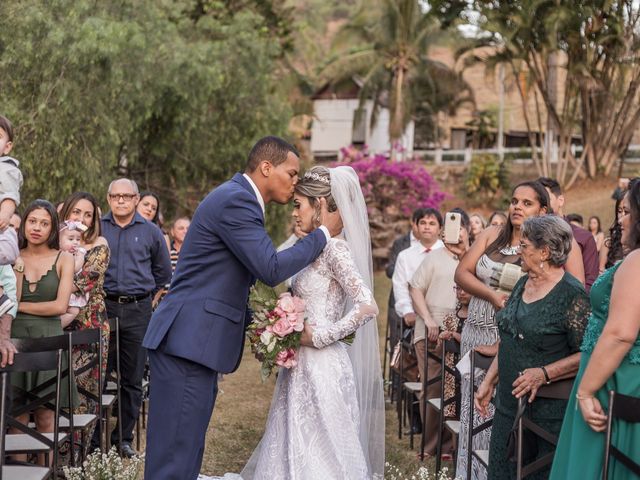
[390,328,419,382]
[505,397,539,463]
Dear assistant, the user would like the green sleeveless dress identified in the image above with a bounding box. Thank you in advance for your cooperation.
[550,262,640,479]
[12,252,77,407]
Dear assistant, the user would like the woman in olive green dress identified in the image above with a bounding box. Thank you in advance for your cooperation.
[11,200,75,437]
[551,180,640,479]
[474,216,591,479]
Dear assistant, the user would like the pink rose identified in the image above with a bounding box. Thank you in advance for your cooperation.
[272,318,294,337]
[278,293,296,313]
[287,312,304,332]
[275,348,298,368]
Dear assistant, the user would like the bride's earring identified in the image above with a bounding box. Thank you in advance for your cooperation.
[312,207,321,228]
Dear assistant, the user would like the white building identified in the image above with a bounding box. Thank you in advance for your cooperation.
[310,82,414,159]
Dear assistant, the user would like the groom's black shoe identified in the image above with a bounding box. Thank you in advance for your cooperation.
[119,442,137,458]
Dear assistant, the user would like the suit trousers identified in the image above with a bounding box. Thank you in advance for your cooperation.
[144,349,219,480]
[92,297,152,447]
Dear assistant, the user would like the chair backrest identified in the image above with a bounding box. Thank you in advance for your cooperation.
[603,390,640,479]
[69,328,101,347]
[467,349,495,480]
[0,350,62,473]
[434,339,462,474]
[515,378,575,479]
[10,335,71,418]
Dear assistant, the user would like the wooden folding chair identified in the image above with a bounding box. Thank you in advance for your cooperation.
[433,339,461,473]
[67,329,103,460]
[10,335,74,466]
[467,349,495,480]
[102,316,122,454]
[395,324,418,440]
[515,378,574,479]
[1,350,63,480]
[602,390,640,479]
[414,338,444,456]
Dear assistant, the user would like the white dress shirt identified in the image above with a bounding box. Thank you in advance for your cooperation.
[243,173,266,215]
[392,239,444,318]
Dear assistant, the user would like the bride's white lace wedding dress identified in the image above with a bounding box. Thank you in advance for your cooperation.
[220,237,378,480]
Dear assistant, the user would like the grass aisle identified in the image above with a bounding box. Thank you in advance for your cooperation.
[199,272,429,477]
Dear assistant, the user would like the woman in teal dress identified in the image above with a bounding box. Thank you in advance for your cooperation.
[551,180,640,479]
[474,216,591,479]
[11,200,75,438]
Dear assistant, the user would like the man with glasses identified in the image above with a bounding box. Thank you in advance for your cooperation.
[96,178,171,457]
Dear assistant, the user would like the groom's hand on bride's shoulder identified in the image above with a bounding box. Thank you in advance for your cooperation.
[318,197,343,237]
[300,324,316,347]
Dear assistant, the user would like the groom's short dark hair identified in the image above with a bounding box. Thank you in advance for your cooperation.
[246,136,300,172]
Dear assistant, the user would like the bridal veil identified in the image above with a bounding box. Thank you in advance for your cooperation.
[330,166,385,479]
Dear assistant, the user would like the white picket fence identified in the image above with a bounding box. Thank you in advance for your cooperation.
[415,145,640,165]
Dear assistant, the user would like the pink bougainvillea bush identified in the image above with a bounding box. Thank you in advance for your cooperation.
[333,145,447,267]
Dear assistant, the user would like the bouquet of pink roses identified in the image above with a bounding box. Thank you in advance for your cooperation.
[247,288,306,381]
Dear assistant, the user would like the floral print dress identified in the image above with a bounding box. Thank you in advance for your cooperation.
[67,244,110,423]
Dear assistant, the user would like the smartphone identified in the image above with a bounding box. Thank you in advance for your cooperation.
[444,212,462,244]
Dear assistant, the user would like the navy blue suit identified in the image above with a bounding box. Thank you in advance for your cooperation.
[142,173,327,479]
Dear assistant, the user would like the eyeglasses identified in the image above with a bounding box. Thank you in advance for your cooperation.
[108,193,137,202]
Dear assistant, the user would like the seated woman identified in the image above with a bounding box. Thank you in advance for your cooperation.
[474,215,591,479]
[551,179,640,479]
[11,200,75,445]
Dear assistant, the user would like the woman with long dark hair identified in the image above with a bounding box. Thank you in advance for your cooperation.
[599,198,625,274]
[11,200,75,443]
[453,181,552,479]
[551,179,640,478]
[58,192,110,441]
[137,191,161,225]
[588,215,605,252]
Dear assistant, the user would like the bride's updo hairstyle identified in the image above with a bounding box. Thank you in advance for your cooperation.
[295,166,338,225]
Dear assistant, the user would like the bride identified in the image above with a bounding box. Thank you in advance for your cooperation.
[222,165,385,479]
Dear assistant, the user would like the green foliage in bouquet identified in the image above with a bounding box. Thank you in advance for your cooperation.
[247,286,303,382]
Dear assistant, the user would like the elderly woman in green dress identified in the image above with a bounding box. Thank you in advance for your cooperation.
[551,179,640,479]
[474,215,591,479]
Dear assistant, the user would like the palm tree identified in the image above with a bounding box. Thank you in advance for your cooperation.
[322,0,472,159]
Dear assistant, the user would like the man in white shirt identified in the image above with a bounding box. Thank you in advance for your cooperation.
[392,208,443,434]
[393,208,444,326]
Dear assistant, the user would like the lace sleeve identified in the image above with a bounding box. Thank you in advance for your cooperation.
[312,240,379,349]
[564,288,591,352]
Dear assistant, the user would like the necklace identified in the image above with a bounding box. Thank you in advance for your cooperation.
[500,245,520,256]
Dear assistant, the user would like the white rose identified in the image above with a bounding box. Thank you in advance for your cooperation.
[266,337,278,353]
[260,331,274,346]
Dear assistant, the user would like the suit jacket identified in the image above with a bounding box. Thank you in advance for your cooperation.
[142,173,327,373]
[385,233,412,310]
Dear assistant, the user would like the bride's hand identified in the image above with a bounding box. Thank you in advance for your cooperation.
[300,324,315,347]
[319,198,343,237]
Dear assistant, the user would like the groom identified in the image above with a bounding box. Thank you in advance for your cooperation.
[142,136,341,479]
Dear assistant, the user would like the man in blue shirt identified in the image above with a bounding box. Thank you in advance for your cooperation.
[98,178,171,457]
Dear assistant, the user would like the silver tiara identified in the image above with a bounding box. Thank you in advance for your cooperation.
[303,171,330,185]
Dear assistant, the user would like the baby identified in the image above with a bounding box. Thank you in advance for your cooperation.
[0,115,23,316]
[59,220,89,328]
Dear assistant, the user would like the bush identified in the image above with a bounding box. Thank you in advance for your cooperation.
[463,153,510,207]
[334,145,447,267]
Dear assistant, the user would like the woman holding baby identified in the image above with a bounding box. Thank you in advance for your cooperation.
[58,192,110,441]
